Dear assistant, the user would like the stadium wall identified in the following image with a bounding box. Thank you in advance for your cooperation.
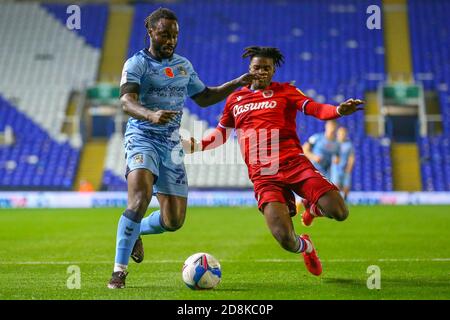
[0,191,450,209]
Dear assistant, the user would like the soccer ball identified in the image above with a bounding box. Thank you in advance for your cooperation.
[182,252,222,290]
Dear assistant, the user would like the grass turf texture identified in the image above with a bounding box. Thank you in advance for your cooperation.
[0,206,449,300]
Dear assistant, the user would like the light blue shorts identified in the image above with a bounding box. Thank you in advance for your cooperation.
[124,130,188,197]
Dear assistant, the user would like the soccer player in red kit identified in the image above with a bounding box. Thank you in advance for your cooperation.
[183,47,364,276]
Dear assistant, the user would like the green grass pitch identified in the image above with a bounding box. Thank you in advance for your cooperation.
[0,206,449,300]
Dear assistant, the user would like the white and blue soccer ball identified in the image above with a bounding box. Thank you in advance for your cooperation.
[182,252,222,290]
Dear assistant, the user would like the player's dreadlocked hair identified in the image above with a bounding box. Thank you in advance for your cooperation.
[242,46,285,68]
[144,7,178,30]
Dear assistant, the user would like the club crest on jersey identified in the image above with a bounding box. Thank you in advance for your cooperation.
[262,90,274,98]
[164,67,174,78]
[133,154,144,164]
[176,65,187,76]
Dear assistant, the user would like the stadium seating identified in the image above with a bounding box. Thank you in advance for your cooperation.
[0,3,108,190]
[408,0,450,91]
[102,0,393,191]
[409,0,450,191]
[418,135,450,191]
[0,96,79,190]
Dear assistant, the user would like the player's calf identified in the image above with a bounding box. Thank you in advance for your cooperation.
[272,227,299,252]
[158,194,187,232]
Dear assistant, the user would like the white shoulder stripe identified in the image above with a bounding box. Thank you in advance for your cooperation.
[301,99,310,113]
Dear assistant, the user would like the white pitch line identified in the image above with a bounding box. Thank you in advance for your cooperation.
[1,258,450,265]
[256,258,450,263]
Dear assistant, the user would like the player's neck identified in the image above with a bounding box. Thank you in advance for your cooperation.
[250,82,272,91]
[147,47,173,62]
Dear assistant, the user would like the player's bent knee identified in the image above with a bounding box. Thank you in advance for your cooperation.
[163,219,184,232]
[333,206,349,221]
[162,210,186,232]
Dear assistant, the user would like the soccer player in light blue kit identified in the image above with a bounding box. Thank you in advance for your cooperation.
[303,120,340,180]
[331,127,355,200]
[108,8,258,289]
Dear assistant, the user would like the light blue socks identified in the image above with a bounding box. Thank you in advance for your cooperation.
[140,210,166,235]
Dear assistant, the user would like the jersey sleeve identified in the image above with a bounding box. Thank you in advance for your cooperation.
[286,84,341,120]
[218,96,235,128]
[120,55,146,86]
[285,84,312,113]
[186,61,206,98]
[119,56,146,97]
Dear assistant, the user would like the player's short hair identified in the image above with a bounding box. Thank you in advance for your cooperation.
[144,7,178,30]
[242,46,285,68]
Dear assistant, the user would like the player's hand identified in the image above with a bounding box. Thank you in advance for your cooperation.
[337,99,365,116]
[234,73,264,86]
[147,110,180,124]
[182,137,200,154]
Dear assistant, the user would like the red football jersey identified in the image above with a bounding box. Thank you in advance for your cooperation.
[217,82,340,177]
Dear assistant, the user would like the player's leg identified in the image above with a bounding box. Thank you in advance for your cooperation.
[330,166,343,191]
[156,193,187,231]
[342,172,351,201]
[141,140,189,233]
[254,179,322,275]
[331,166,349,200]
[262,201,322,276]
[108,168,154,289]
[133,139,188,256]
[316,189,348,221]
[295,171,348,225]
[263,202,301,252]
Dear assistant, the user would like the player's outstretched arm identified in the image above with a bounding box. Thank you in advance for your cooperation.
[192,73,261,107]
[304,99,365,120]
[121,93,179,124]
[182,125,232,154]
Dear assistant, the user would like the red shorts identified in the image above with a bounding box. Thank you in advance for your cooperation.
[252,155,338,215]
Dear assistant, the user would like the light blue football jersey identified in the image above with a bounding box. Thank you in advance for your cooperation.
[120,49,206,136]
[308,132,340,171]
[335,140,354,170]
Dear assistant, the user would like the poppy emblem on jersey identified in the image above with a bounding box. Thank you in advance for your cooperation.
[262,90,274,98]
[164,67,174,78]
[133,154,144,164]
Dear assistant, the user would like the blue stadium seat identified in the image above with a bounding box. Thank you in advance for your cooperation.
[0,96,79,190]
